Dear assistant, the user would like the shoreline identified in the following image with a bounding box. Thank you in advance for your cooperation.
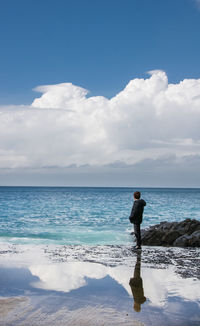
[1,242,199,279]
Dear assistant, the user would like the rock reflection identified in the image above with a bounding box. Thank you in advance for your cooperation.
[129,251,146,312]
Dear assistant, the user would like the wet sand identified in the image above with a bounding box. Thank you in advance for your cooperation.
[0,298,143,326]
[0,243,199,326]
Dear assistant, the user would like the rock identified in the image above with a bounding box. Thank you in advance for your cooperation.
[141,219,200,247]
[173,234,189,247]
[188,230,200,247]
[161,230,181,245]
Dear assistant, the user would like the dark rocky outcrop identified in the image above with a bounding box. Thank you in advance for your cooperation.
[141,218,200,247]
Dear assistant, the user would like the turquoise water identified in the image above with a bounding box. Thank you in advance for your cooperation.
[0,187,199,245]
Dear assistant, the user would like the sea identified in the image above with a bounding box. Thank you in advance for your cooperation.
[0,186,199,246]
[1,187,200,326]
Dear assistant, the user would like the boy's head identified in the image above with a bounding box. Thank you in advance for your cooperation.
[134,191,141,200]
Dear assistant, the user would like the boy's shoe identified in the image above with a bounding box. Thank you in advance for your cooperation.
[134,245,141,250]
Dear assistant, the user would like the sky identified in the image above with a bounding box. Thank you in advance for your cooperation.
[0,0,200,187]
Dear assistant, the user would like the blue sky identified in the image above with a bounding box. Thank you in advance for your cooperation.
[0,0,200,104]
[0,0,200,187]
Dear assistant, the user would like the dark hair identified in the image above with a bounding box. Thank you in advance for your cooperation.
[134,191,141,199]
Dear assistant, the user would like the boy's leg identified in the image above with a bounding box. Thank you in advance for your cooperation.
[134,224,141,247]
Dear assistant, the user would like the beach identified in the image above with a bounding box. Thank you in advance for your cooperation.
[0,187,200,325]
[0,243,199,326]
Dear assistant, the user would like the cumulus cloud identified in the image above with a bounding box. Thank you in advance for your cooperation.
[30,262,200,305]
[0,70,200,185]
[195,0,200,8]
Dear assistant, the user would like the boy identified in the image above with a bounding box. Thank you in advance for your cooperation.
[129,191,146,249]
[129,251,146,312]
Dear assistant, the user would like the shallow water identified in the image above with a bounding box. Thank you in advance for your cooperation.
[0,186,200,245]
[0,244,199,326]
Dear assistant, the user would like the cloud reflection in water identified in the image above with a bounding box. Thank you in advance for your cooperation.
[29,259,199,309]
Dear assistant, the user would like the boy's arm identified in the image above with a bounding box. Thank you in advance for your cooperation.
[129,204,136,223]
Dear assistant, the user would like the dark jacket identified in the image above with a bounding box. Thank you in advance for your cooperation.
[129,199,146,225]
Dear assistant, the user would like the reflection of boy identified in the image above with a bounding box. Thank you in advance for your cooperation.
[129,252,146,312]
[129,191,146,249]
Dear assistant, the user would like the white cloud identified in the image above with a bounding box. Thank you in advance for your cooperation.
[30,262,200,305]
[0,70,200,184]
[30,262,107,292]
[1,244,199,306]
[195,0,200,8]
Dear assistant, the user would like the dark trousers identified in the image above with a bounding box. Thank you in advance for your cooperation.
[134,224,141,247]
